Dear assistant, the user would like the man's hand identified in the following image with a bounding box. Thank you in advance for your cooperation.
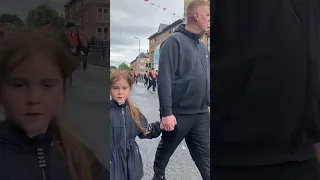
[161,115,177,131]
[208,106,210,112]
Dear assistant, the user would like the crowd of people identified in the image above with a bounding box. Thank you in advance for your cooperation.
[110,0,210,180]
[129,68,159,92]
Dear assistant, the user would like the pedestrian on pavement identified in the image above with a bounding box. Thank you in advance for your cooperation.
[60,22,83,84]
[153,0,210,179]
[130,68,138,84]
[144,70,149,85]
[147,68,157,91]
[78,31,90,72]
[212,0,320,180]
[0,29,109,180]
[110,70,165,180]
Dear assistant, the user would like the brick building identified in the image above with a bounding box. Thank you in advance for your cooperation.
[64,0,109,40]
[147,19,183,66]
[130,52,150,75]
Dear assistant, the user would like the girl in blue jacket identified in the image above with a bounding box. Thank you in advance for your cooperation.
[110,70,163,180]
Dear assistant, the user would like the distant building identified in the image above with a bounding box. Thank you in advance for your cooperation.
[130,51,150,75]
[147,19,184,67]
[130,58,138,74]
[64,0,109,41]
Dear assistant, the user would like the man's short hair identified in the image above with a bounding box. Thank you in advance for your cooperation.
[185,0,209,18]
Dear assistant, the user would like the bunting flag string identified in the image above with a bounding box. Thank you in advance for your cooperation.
[143,0,185,20]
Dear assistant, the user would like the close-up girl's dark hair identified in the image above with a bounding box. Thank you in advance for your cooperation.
[0,28,94,180]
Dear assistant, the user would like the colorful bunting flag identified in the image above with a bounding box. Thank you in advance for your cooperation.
[141,0,183,19]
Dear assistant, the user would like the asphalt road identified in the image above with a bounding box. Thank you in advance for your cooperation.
[131,82,202,180]
[65,64,110,169]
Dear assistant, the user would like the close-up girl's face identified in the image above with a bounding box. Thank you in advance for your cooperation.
[0,54,65,136]
[111,78,131,104]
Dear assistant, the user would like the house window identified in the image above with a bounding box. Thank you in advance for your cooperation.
[97,27,108,40]
[97,7,108,23]
[96,27,102,39]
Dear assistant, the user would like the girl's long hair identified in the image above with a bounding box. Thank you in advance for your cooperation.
[110,70,147,134]
[0,28,94,180]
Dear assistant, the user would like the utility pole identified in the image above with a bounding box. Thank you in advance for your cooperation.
[134,37,140,56]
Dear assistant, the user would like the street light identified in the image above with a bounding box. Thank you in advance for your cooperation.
[134,37,140,56]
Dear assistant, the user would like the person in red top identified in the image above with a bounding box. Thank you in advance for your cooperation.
[64,23,79,55]
[147,68,157,91]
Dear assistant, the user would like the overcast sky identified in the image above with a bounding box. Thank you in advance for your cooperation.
[110,0,184,68]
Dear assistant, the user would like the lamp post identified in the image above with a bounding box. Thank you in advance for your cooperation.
[134,37,140,56]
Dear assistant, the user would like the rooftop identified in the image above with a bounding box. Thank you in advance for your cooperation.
[136,52,149,58]
[130,51,149,64]
[148,18,184,40]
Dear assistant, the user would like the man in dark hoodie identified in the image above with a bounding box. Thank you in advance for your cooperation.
[152,1,210,180]
[212,0,320,179]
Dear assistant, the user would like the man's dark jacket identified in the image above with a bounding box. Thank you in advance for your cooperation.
[212,0,320,166]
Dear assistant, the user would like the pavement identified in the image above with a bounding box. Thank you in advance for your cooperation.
[64,64,110,169]
[87,49,109,67]
[131,82,202,180]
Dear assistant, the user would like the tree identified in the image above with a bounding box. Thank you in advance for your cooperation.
[0,14,24,28]
[26,4,64,30]
[110,66,117,70]
[118,63,131,71]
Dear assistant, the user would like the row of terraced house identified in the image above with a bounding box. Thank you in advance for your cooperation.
[64,0,109,42]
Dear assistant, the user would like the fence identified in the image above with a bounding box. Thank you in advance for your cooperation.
[87,40,110,67]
